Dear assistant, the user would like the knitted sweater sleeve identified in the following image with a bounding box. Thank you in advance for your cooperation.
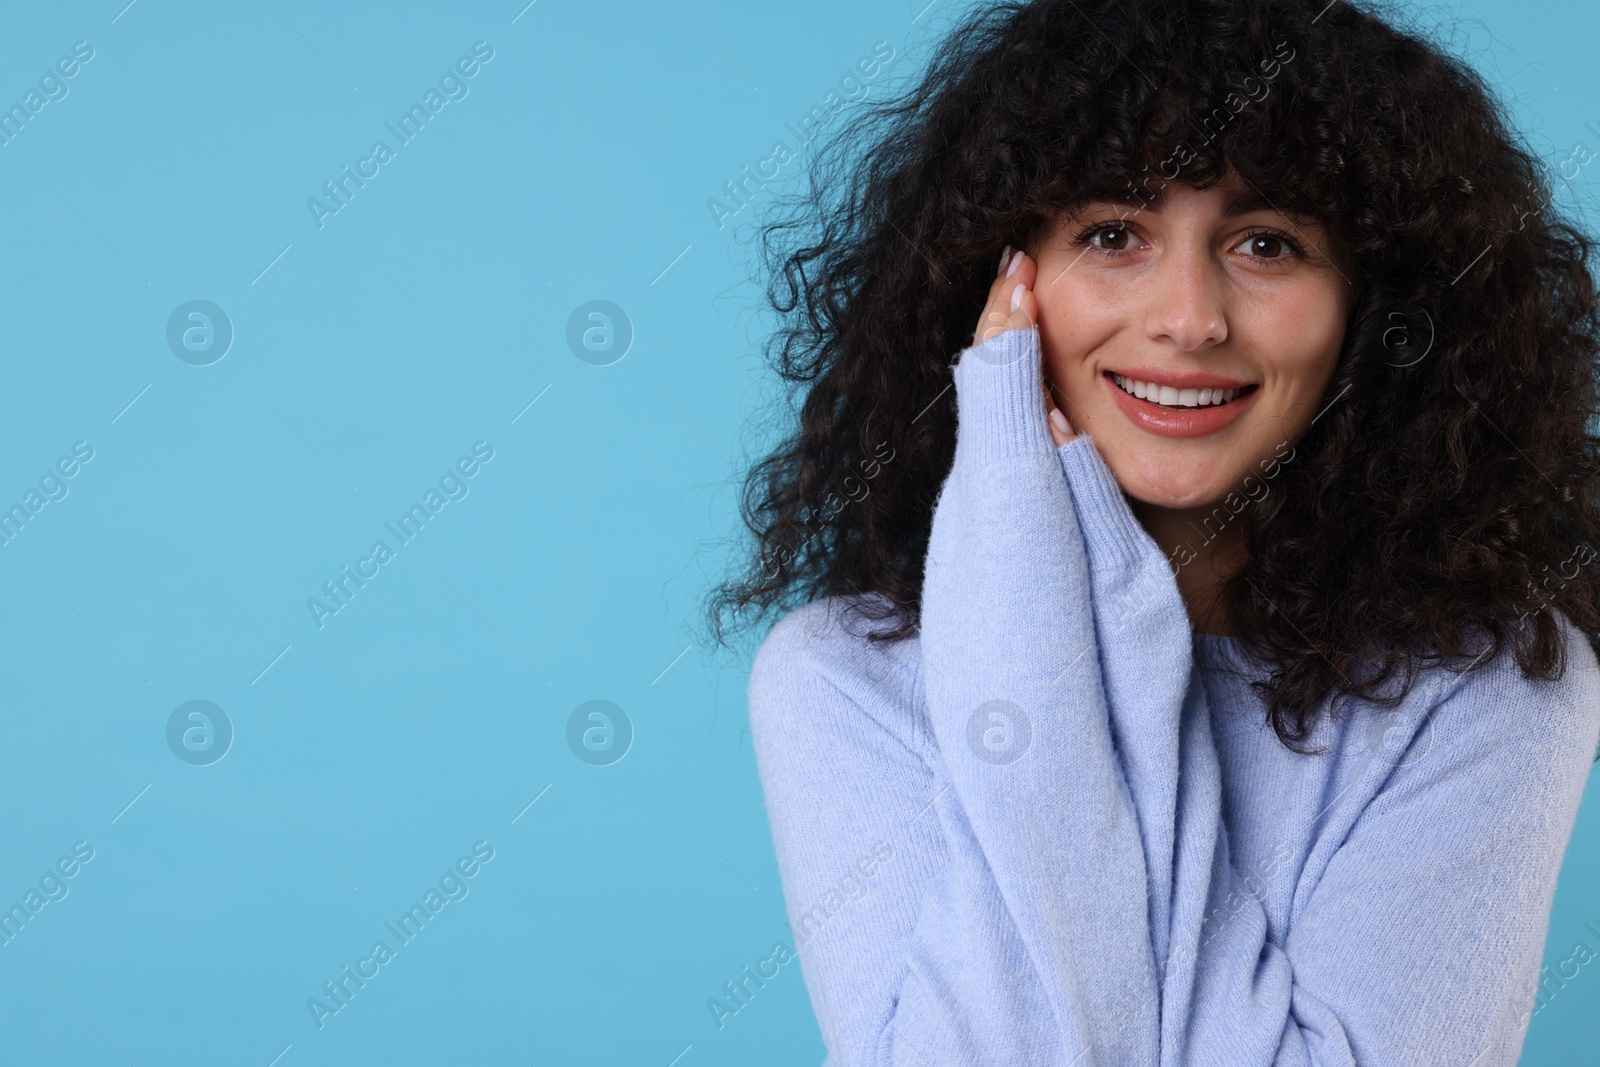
[747,324,1600,1066]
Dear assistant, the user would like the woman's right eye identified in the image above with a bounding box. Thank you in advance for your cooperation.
[1094,227,1132,249]
[1076,224,1138,252]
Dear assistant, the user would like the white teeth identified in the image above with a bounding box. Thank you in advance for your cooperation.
[1113,374,1243,407]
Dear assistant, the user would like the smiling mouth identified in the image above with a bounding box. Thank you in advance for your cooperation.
[1108,372,1260,409]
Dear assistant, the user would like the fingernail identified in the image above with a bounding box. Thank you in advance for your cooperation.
[1010,282,1024,311]
[998,245,1013,277]
[1006,249,1023,278]
[1050,408,1071,437]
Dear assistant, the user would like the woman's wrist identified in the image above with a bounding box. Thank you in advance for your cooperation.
[1055,435,1164,581]
[951,325,1057,466]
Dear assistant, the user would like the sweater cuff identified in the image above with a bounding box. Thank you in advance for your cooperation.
[1055,434,1160,573]
[950,327,1053,465]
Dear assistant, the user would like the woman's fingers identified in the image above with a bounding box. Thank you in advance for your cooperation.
[974,246,1039,344]
[1044,379,1076,445]
[973,245,1070,442]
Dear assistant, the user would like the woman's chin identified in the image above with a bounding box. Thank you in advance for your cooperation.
[1114,464,1245,513]
[1132,487,1231,511]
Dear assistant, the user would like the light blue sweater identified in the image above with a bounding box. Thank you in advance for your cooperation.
[746,325,1600,1066]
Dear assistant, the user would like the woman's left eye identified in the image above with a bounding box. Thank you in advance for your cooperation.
[1233,231,1303,260]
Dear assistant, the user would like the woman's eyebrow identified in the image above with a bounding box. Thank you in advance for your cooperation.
[1219,192,1282,218]
[1085,188,1309,222]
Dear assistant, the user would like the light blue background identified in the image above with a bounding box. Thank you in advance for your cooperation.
[0,1,1596,1064]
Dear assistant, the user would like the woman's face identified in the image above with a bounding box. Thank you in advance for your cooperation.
[1031,175,1355,511]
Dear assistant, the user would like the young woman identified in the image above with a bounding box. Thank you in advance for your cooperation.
[709,0,1600,1062]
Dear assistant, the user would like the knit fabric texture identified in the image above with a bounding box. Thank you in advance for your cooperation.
[746,325,1600,1066]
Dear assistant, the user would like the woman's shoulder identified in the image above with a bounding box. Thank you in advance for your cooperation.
[1208,609,1600,719]
[747,592,929,761]
[1416,608,1600,767]
[1428,609,1598,705]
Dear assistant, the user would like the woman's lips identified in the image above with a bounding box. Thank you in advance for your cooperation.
[1103,372,1259,438]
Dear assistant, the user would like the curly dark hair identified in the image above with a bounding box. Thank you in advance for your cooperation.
[703,0,1600,756]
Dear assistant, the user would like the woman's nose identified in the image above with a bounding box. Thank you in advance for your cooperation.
[1143,243,1229,351]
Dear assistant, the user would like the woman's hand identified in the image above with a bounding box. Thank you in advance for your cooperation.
[975,246,1076,446]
